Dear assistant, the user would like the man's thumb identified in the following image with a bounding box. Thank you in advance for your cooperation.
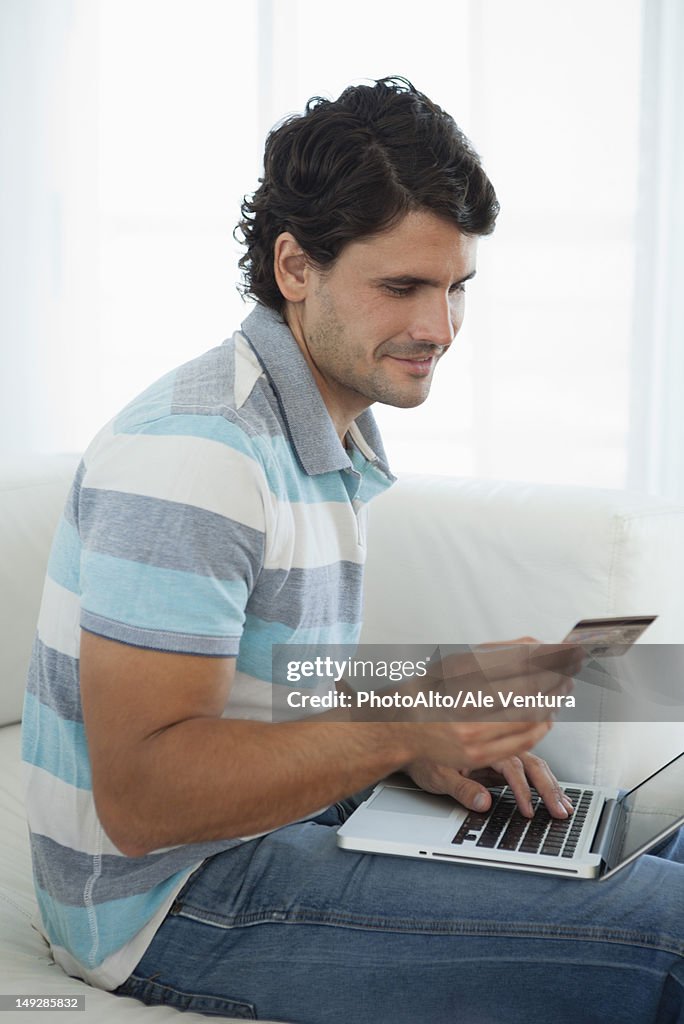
[450,777,491,812]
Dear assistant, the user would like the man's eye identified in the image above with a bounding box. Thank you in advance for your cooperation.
[384,285,414,298]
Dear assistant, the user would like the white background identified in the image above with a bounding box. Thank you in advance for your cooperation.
[1,0,682,496]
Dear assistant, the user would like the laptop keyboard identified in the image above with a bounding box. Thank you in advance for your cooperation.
[451,786,593,859]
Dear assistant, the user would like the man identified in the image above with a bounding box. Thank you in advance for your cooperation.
[23,78,684,1023]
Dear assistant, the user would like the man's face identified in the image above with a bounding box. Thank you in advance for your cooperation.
[283,209,478,435]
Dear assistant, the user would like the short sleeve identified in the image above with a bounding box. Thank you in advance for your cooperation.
[75,423,268,656]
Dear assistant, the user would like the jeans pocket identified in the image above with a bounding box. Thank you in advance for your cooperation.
[115,972,257,1019]
[173,856,215,905]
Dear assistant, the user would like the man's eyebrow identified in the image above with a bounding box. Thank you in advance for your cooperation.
[374,269,477,288]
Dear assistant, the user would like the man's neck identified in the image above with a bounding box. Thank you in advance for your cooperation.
[283,303,371,443]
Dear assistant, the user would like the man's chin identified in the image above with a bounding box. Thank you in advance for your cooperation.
[377,387,432,409]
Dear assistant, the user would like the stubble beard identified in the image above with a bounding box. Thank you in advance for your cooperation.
[308,301,434,410]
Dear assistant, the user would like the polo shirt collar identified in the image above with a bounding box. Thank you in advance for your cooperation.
[239,304,395,481]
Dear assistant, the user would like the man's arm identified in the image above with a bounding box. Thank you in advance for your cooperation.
[80,631,554,858]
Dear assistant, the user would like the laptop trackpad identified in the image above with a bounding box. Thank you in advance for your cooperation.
[371,788,457,818]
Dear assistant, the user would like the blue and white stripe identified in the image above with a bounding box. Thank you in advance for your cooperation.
[22,303,394,990]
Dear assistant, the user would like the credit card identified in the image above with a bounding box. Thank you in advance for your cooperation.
[563,615,657,658]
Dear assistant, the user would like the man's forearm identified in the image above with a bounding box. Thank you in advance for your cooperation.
[98,717,413,857]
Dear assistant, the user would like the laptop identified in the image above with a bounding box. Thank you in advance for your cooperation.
[336,752,684,880]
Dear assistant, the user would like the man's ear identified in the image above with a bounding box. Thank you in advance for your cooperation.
[274,232,311,303]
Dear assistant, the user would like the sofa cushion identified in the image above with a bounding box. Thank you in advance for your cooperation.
[362,474,684,789]
[362,473,684,646]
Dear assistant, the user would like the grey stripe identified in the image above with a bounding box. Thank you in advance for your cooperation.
[78,488,264,586]
[170,343,236,413]
[27,637,82,723]
[171,345,289,445]
[31,832,241,906]
[81,611,240,657]
[247,562,364,629]
[62,460,87,530]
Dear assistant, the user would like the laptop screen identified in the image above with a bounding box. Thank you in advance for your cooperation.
[618,752,684,861]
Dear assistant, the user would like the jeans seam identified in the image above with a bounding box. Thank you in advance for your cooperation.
[117,973,256,1018]
[174,906,684,958]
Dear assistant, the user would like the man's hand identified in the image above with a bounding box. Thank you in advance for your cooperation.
[386,637,582,790]
[405,753,574,819]
[425,637,582,720]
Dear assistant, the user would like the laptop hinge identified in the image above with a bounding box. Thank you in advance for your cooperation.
[590,798,626,868]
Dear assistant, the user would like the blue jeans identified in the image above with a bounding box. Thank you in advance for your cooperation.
[115,790,684,1023]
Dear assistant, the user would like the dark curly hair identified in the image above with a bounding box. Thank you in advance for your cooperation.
[236,76,499,312]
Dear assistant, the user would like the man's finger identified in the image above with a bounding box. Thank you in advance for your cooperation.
[516,752,574,819]
[496,756,534,817]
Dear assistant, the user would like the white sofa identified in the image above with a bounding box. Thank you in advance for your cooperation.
[2,455,684,1023]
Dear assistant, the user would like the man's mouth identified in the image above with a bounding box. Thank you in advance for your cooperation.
[385,352,439,376]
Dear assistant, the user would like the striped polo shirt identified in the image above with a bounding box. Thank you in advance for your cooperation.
[21,302,394,990]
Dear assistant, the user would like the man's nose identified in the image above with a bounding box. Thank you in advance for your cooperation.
[409,294,457,348]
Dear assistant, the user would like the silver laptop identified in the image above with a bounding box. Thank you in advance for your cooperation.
[337,752,684,880]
